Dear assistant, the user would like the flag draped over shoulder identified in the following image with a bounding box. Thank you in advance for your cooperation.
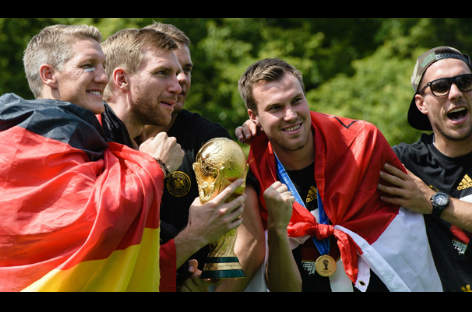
[0,93,164,292]
[248,111,442,291]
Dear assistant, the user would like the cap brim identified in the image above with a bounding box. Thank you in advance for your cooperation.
[407,96,432,131]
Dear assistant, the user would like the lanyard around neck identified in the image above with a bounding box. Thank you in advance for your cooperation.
[274,152,330,255]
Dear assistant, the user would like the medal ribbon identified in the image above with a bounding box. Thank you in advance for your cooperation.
[274,153,330,256]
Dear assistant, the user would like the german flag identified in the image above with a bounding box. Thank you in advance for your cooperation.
[0,93,164,292]
[248,111,442,291]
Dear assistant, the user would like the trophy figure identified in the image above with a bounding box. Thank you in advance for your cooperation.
[192,137,248,279]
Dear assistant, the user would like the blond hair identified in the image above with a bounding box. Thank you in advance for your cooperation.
[238,58,304,113]
[23,24,102,98]
[101,28,177,101]
[143,21,191,47]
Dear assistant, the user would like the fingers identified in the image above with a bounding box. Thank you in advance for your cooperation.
[211,178,244,204]
[187,259,202,276]
[139,132,184,173]
[235,126,245,142]
[264,181,294,203]
[379,194,404,206]
[382,163,408,178]
[379,163,408,187]
[180,276,211,292]
[217,193,245,229]
[377,182,403,197]
[235,119,258,143]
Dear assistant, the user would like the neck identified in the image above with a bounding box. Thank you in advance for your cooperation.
[107,99,143,140]
[272,134,315,171]
[141,112,178,142]
[39,88,59,102]
[433,133,472,158]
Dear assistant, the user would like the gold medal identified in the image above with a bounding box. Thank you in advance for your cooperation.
[314,254,337,277]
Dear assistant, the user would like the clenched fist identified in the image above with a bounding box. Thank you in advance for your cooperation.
[139,132,184,175]
[263,181,295,230]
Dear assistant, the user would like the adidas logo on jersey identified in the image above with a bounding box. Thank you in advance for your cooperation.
[457,174,472,191]
[306,186,318,203]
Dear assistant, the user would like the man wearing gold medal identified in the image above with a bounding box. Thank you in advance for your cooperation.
[100,25,252,291]
[236,58,442,291]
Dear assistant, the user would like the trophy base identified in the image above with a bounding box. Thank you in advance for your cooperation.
[201,257,246,279]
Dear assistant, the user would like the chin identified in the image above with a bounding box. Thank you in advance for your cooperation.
[91,103,105,114]
[438,124,472,142]
[174,103,184,112]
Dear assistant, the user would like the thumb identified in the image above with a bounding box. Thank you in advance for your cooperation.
[187,259,202,277]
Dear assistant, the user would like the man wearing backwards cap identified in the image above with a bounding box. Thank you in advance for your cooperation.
[378,46,472,291]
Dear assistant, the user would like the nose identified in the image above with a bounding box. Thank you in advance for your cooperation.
[448,82,463,101]
[169,76,182,94]
[177,71,188,86]
[284,106,298,121]
[95,64,108,85]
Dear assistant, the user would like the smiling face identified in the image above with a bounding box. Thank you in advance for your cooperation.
[415,58,472,146]
[248,72,312,156]
[127,47,182,128]
[54,38,108,114]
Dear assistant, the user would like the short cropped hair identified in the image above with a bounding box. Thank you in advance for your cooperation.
[143,21,191,47]
[238,58,304,112]
[23,24,102,98]
[101,28,178,101]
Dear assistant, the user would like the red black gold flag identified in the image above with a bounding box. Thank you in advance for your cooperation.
[0,94,164,291]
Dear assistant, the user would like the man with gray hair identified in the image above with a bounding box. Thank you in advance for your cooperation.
[0,24,182,291]
[378,46,472,291]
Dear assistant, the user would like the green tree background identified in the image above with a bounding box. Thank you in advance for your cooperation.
[2,18,472,147]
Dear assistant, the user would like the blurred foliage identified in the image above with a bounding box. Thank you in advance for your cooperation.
[2,18,472,146]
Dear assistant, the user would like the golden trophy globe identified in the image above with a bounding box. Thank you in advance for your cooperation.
[192,137,248,279]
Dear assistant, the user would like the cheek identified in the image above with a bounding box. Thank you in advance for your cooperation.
[258,115,279,134]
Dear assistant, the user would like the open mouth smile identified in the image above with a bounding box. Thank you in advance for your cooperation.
[447,107,468,122]
[282,123,302,133]
[87,90,102,97]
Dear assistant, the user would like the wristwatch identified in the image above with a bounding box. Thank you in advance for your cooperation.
[430,192,449,218]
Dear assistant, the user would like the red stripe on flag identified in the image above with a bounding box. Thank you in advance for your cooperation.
[0,126,163,290]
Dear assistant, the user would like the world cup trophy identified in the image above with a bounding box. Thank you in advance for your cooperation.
[192,137,248,279]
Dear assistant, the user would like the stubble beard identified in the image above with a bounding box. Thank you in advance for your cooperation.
[437,125,472,143]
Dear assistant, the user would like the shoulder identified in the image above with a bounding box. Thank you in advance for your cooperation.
[172,109,230,139]
[0,93,107,159]
[312,111,376,132]
[312,111,382,142]
[0,93,100,129]
[393,134,432,162]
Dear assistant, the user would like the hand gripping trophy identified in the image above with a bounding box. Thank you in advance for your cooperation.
[192,137,248,279]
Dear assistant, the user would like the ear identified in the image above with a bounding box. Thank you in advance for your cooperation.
[112,68,129,91]
[414,93,428,114]
[39,64,57,88]
[247,108,264,133]
[248,108,259,124]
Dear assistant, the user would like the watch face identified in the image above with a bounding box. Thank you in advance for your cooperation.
[436,196,448,205]
[434,193,449,206]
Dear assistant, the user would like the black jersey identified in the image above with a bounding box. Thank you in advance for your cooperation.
[160,109,230,285]
[247,163,388,292]
[394,133,472,292]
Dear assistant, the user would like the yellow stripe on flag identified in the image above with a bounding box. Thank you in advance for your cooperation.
[22,227,160,292]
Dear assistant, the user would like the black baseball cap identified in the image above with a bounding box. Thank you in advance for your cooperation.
[408,46,472,130]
